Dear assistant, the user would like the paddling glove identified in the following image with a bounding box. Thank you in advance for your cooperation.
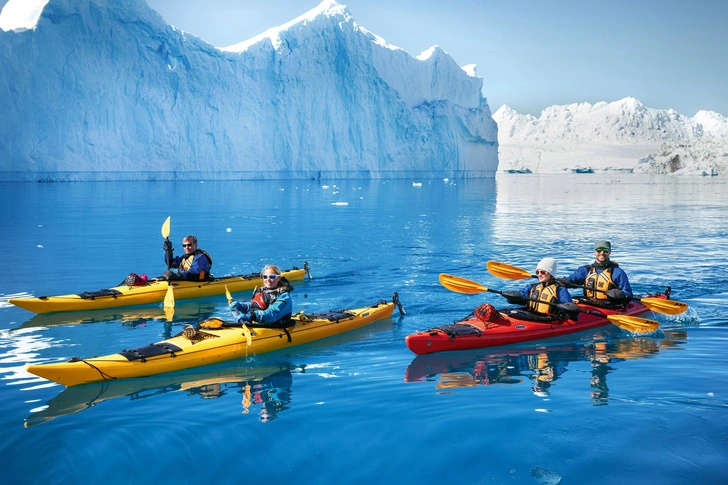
[237,313,252,323]
[230,301,248,313]
[163,239,174,267]
[606,289,627,301]
[503,291,526,305]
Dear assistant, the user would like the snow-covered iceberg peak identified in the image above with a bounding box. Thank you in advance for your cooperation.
[222,0,348,52]
[0,0,50,32]
[0,0,498,181]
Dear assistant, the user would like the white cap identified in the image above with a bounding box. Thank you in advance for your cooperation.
[536,257,557,276]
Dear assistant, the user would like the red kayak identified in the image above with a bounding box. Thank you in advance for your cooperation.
[405,297,662,355]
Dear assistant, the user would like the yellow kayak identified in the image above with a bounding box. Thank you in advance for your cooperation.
[10,264,309,314]
[26,295,402,387]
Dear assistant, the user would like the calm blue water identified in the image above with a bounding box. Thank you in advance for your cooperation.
[1,175,727,484]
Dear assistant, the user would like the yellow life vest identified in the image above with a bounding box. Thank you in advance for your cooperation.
[527,283,559,315]
[584,266,616,300]
[179,250,213,280]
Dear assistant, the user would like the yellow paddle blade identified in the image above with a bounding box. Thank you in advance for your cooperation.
[639,297,688,315]
[161,216,171,239]
[439,274,488,294]
[486,261,534,280]
[164,284,175,309]
[242,383,251,414]
[242,324,252,346]
[164,306,174,322]
[225,284,233,305]
[607,315,660,333]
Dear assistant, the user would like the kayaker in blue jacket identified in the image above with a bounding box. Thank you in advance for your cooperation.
[563,240,633,306]
[229,265,293,327]
[502,258,573,318]
[163,235,213,281]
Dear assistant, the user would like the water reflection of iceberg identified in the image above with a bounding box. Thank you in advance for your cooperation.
[405,331,687,403]
[24,363,298,427]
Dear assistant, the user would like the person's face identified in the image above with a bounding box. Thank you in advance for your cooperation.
[594,247,611,263]
[262,270,280,288]
[535,270,551,283]
[182,239,197,254]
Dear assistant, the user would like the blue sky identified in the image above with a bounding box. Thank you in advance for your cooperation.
[143,0,728,117]
[4,0,726,116]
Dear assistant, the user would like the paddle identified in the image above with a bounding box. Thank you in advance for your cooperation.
[226,285,252,346]
[439,273,660,333]
[161,216,175,319]
[486,260,688,315]
[606,315,660,333]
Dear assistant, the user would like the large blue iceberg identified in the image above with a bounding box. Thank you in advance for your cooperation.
[0,0,498,181]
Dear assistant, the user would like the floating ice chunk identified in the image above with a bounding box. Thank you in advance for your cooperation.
[226,228,232,232]
[530,466,562,485]
[412,182,422,187]
[331,202,348,206]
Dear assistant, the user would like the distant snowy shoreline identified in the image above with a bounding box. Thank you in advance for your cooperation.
[493,97,727,175]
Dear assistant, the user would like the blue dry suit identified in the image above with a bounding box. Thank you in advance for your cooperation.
[250,291,293,325]
[566,262,633,298]
[231,277,294,326]
[170,250,212,281]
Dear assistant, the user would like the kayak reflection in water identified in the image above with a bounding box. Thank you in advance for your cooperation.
[228,264,293,326]
[562,240,633,308]
[500,258,574,321]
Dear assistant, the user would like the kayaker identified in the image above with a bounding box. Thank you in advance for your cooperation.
[502,258,573,319]
[228,265,293,326]
[562,240,633,307]
[163,235,213,281]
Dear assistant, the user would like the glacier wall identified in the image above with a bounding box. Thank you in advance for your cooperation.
[0,0,498,181]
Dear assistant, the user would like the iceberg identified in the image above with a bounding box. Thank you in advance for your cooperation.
[0,0,498,181]
[493,97,728,175]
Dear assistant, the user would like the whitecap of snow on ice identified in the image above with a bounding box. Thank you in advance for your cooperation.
[0,0,49,32]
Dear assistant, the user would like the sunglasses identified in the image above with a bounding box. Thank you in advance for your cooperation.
[535,270,549,275]
[595,248,610,253]
[262,274,280,280]
[182,243,194,248]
